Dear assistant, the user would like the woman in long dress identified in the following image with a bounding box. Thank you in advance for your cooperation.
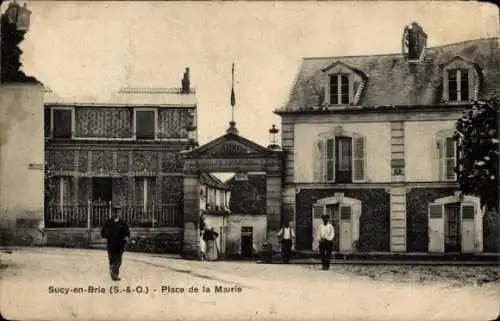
[199,229,207,261]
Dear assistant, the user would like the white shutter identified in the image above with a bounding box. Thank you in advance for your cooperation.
[352,136,366,182]
[428,203,444,253]
[326,138,335,182]
[339,205,353,251]
[445,138,457,181]
[460,203,475,252]
[313,138,326,182]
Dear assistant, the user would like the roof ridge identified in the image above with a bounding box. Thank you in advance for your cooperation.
[302,37,498,60]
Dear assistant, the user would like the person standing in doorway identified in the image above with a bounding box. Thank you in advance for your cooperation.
[278,221,295,264]
[317,214,335,270]
[101,205,130,281]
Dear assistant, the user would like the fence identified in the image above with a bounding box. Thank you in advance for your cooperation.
[45,201,182,228]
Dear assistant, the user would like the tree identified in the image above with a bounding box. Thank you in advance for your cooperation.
[454,98,499,211]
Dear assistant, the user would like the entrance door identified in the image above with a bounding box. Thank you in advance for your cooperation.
[444,203,461,252]
[92,178,113,203]
[241,226,253,258]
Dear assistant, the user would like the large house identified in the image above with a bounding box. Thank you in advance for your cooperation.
[275,23,499,254]
[43,69,197,251]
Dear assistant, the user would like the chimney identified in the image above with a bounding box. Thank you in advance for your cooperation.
[181,67,190,94]
[403,22,427,61]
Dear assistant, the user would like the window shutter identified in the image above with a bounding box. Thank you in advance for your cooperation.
[313,138,326,182]
[352,136,366,182]
[312,204,325,219]
[445,138,457,181]
[326,138,335,182]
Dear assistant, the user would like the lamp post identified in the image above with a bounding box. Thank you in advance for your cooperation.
[267,124,280,150]
[0,0,31,83]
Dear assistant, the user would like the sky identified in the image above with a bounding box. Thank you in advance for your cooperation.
[4,1,499,146]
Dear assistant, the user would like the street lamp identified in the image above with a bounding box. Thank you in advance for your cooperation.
[267,124,280,150]
[5,1,31,30]
[0,0,31,82]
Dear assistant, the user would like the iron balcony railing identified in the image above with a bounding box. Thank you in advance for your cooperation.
[44,201,182,228]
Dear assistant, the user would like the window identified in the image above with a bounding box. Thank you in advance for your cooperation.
[447,69,470,102]
[135,109,156,140]
[53,109,72,139]
[329,74,350,105]
[135,177,156,211]
[324,135,365,183]
[336,137,352,183]
[55,177,73,207]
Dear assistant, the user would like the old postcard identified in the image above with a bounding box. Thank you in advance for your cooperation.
[0,1,499,320]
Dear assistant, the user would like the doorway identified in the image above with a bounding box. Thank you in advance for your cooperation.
[92,178,113,203]
[326,204,340,252]
[444,203,461,252]
[241,226,253,258]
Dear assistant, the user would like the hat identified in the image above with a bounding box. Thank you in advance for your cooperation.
[112,205,122,210]
[321,214,329,218]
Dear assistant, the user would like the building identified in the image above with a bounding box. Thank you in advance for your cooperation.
[0,84,45,246]
[275,23,500,254]
[199,172,231,256]
[225,173,268,258]
[43,69,197,252]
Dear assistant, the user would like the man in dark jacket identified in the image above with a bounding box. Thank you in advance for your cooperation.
[101,205,130,281]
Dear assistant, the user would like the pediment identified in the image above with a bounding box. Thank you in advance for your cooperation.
[321,61,368,80]
[441,56,482,74]
[186,133,271,158]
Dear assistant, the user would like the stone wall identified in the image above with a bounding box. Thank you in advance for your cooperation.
[296,188,390,251]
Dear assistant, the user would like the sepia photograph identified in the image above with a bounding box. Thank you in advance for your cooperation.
[0,1,499,320]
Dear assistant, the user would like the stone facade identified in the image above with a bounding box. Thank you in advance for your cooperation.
[276,32,499,253]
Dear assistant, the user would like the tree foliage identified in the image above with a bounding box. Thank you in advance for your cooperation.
[454,98,499,210]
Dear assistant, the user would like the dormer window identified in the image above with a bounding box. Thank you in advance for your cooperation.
[322,61,368,106]
[447,69,469,102]
[442,57,481,104]
[329,74,350,105]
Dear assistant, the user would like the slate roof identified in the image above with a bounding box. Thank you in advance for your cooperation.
[279,37,500,111]
[226,174,267,214]
[199,172,230,190]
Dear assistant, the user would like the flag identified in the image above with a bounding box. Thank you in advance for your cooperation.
[230,63,236,107]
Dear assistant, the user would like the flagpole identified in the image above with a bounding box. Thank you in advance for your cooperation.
[227,62,238,135]
[231,62,235,123]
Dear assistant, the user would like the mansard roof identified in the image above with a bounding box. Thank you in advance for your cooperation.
[279,37,500,111]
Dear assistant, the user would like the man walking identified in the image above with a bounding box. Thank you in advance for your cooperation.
[101,205,130,281]
[317,214,335,270]
[278,221,295,264]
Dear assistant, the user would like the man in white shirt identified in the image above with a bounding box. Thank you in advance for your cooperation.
[278,221,295,264]
[316,214,335,270]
